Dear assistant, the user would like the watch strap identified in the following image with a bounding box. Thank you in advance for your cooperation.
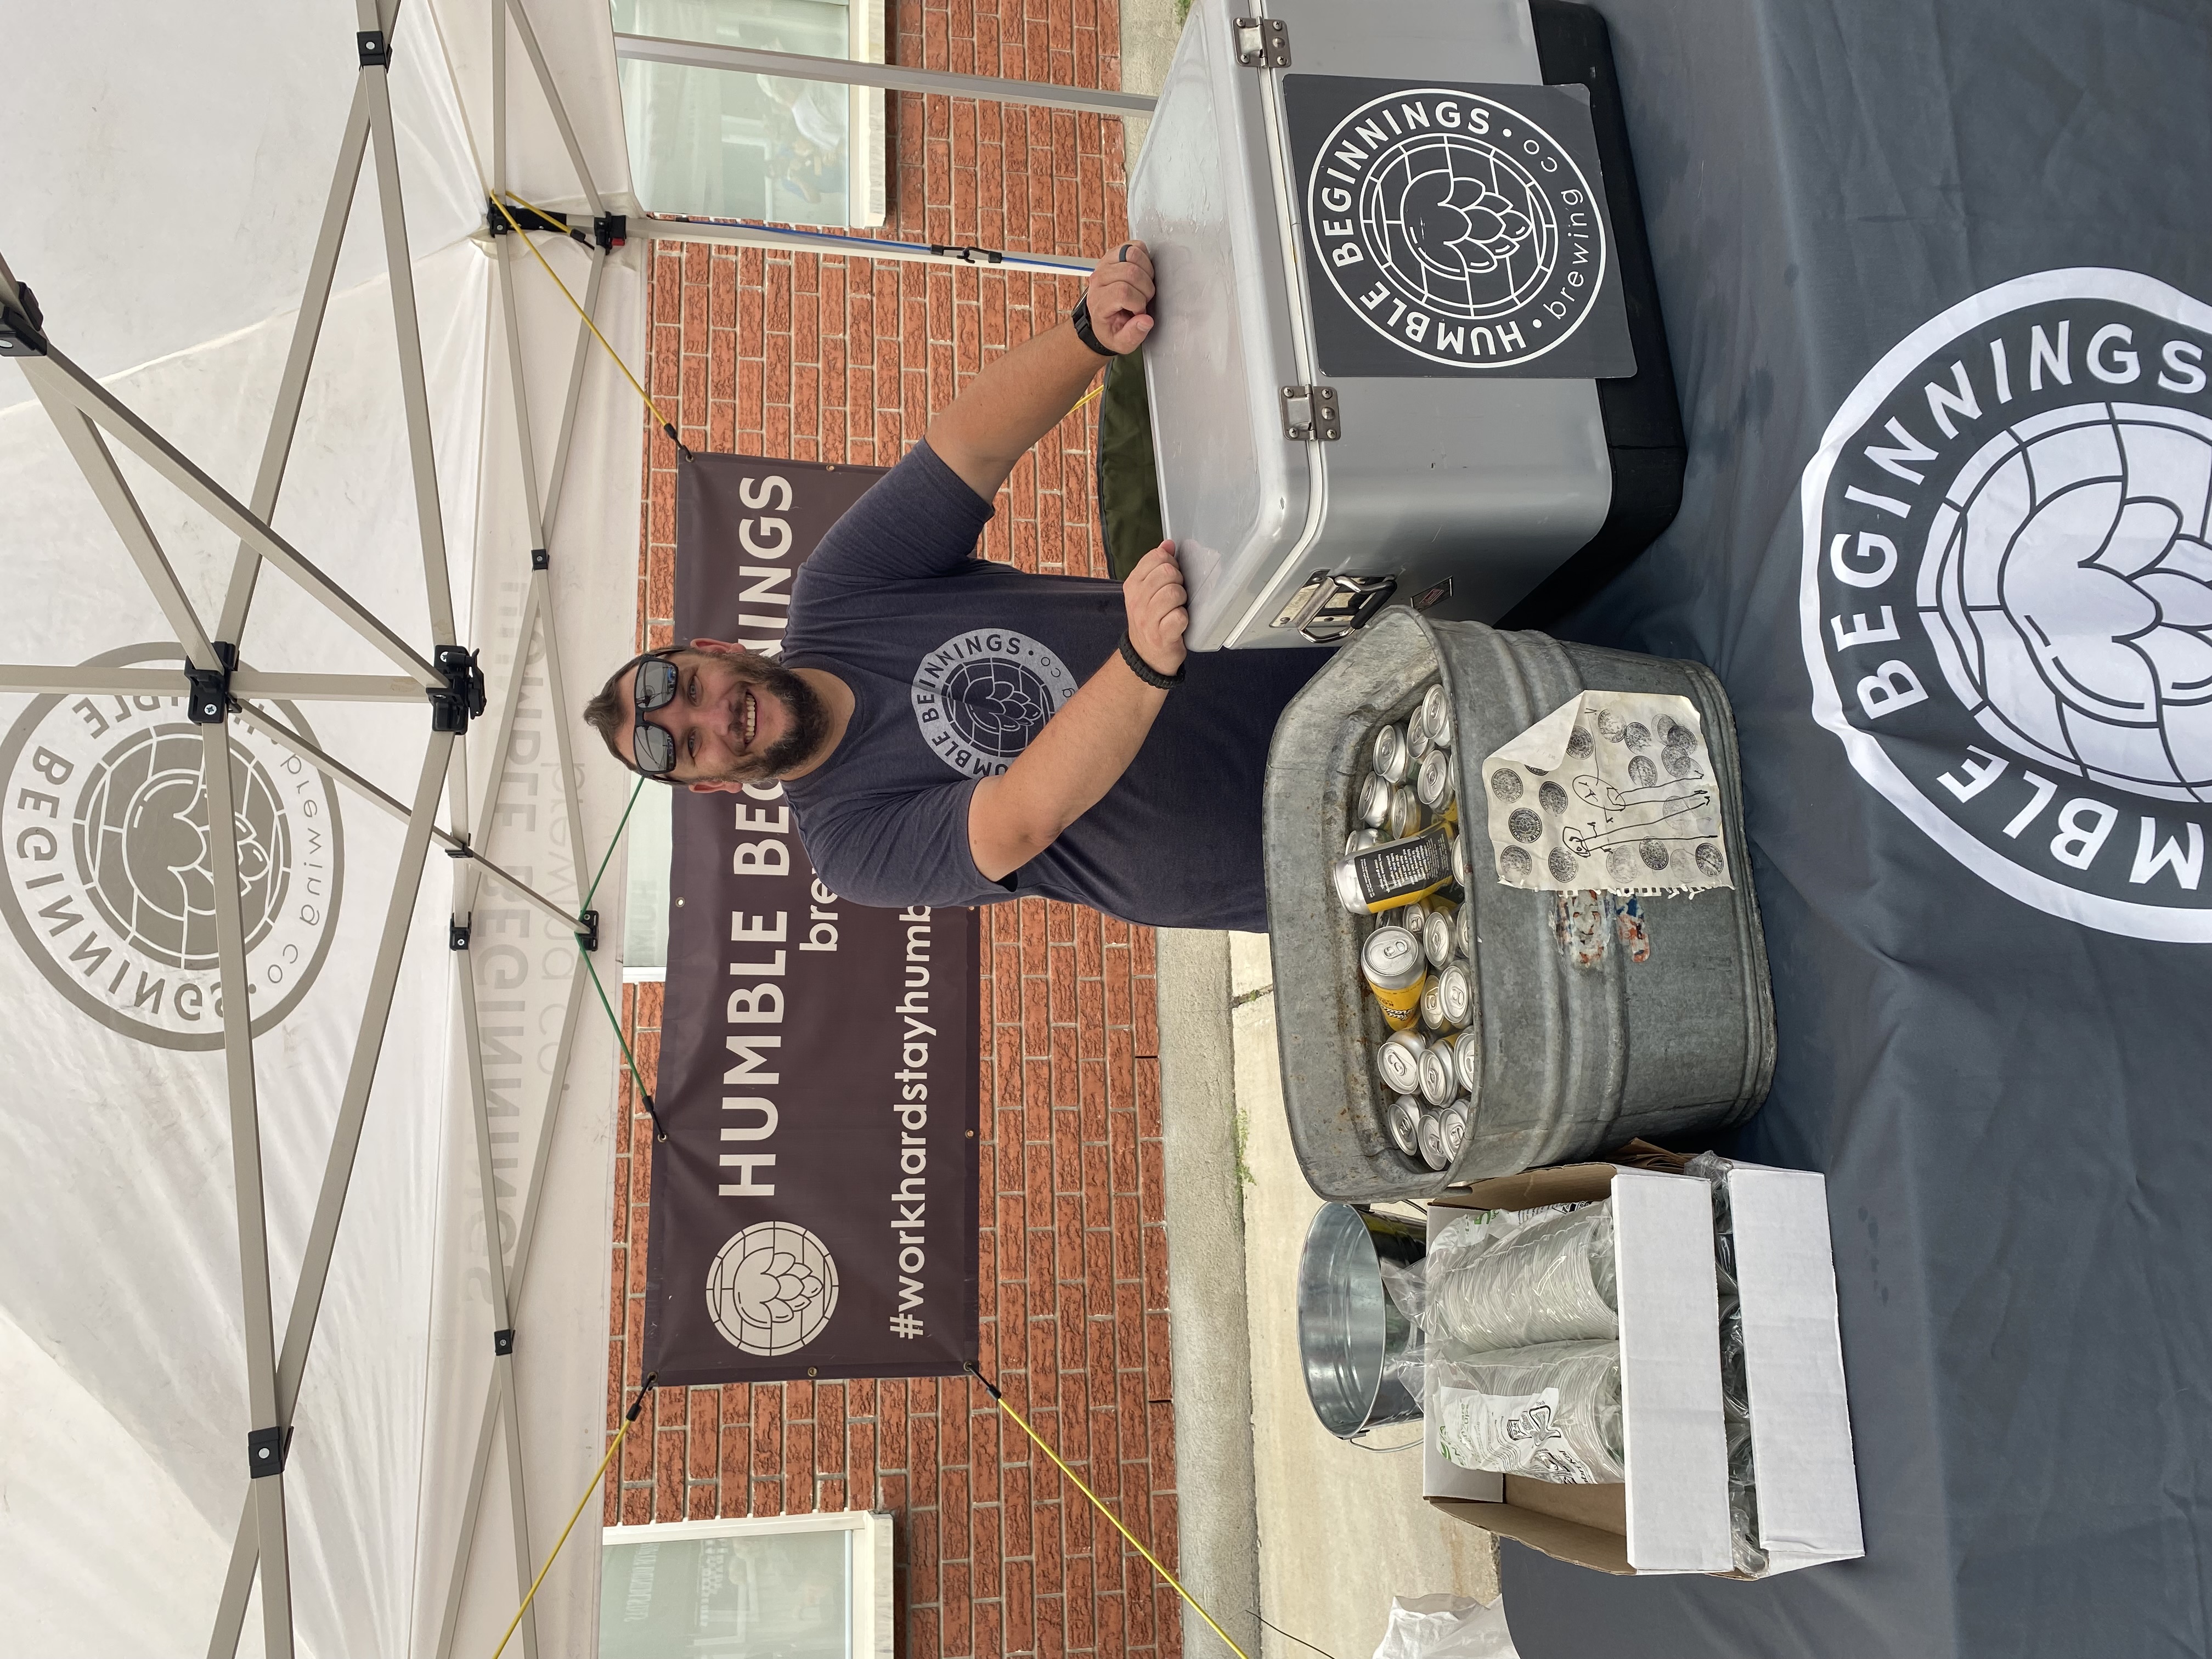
[1070,294,1118,357]
[1118,628,1184,689]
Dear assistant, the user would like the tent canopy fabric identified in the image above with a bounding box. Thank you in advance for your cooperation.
[1,3,646,1655]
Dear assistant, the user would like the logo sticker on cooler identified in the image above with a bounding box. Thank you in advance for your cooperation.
[706,1221,841,1356]
[911,627,1079,778]
[0,647,345,1048]
[1801,269,2212,940]
[1304,85,1607,370]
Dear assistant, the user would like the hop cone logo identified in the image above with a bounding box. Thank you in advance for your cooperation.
[706,1221,840,1356]
[1928,407,2212,797]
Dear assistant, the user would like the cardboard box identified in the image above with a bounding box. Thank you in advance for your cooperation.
[1418,1158,1862,1576]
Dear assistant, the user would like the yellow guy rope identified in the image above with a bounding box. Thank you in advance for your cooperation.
[966,1363,1255,1659]
[487,191,689,456]
[488,1371,658,1659]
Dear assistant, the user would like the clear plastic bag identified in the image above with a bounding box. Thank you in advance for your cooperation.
[1424,1201,1618,1351]
[1427,1339,1624,1483]
[1378,1252,1429,1407]
[1371,1594,1521,1659]
[1685,1152,1767,1575]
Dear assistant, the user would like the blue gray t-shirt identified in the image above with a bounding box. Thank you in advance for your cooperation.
[779,441,1327,930]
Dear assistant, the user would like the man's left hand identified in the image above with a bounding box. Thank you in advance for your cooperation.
[1085,241,1155,354]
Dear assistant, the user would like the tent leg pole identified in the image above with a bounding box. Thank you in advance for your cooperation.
[203,723,296,1659]
[504,0,607,217]
[358,0,458,647]
[216,82,374,645]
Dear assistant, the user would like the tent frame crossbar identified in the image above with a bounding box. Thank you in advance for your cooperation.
[203,733,454,1659]
[0,665,430,700]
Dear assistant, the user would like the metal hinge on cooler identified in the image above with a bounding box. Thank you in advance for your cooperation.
[1271,570,1399,642]
[1279,384,1339,441]
[1234,16,1291,66]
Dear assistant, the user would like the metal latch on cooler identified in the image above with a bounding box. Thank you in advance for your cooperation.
[1271,570,1399,642]
[1279,384,1339,441]
[1234,16,1291,66]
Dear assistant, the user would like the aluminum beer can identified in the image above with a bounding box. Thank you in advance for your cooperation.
[1453,1028,1483,1094]
[1439,1099,1471,1163]
[1455,897,1476,961]
[1386,1093,1423,1159]
[1419,978,1448,1032]
[1423,906,1456,971]
[1417,1109,1452,1171]
[1360,926,1427,1031]
[1448,825,1469,892]
[1345,826,1381,856]
[1407,715,1435,763]
[1357,771,1392,828]
[1335,825,1457,915]
[1387,782,1427,840]
[1422,683,1453,748]
[1416,748,1456,813]
[1372,721,1412,785]
[1438,959,1475,1030]
[1418,1040,1458,1107]
[1376,1027,1429,1096]
[1397,898,1430,939]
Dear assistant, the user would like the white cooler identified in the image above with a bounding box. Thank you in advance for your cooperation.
[1130,0,1685,650]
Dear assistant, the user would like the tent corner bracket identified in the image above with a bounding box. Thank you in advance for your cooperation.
[185,642,234,724]
[0,285,47,358]
[246,1425,287,1478]
[574,908,599,954]
[357,30,390,69]
[428,645,486,733]
[493,1328,515,1356]
[450,917,471,951]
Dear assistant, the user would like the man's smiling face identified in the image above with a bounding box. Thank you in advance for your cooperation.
[620,644,831,789]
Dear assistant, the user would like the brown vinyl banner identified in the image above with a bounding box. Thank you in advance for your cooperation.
[644,455,981,1385]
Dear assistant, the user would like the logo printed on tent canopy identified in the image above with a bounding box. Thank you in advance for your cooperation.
[0,645,345,1046]
[1801,269,2212,940]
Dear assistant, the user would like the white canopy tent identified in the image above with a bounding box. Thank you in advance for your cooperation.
[1,4,645,1654]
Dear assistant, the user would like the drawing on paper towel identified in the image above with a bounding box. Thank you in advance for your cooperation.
[1482,691,1735,894]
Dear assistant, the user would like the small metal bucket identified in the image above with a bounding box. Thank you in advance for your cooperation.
[1296,1204,1427,1439]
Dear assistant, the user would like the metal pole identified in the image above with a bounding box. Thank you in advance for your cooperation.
[201,733,453,1659]
[26,382,218,670]
[18,340,440,685]
[0,666,425,701]
[215,83,375,645]
[454,957,541,1659]
[612,32,1156,116]
[629,213,1091,276]
[202,723,296,1659]
[507,0,607,218]
[538,247,605,544]
[235,702,588,935]
[358,0,458,650]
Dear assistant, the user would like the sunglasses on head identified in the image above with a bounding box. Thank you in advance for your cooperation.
[631,651,682,778]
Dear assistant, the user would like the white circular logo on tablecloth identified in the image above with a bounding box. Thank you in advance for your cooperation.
[910,628,1078,778]
[0,647,345,1046]
[706,1221,840,1356]
[1801,269,2212,940]
[1304,87,1607,369]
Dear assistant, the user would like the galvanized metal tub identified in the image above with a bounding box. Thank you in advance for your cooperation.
[1264,608,1775,1202]
[1295,1204,1428,1439]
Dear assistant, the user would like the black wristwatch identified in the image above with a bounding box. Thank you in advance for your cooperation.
[1118,629,1184,689]
[1070,294,1118,357]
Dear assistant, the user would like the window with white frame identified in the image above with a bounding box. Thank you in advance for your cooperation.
[600,1508,895,1657]
[612,0,888,229]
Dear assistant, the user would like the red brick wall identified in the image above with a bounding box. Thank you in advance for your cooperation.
[607,10,1181,1658]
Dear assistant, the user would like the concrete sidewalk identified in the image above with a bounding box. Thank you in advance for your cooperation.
[1158,930,1500,1659]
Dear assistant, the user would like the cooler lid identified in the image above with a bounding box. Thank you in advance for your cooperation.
[1130,2,1323,650]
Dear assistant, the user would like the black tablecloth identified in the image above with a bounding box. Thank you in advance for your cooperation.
[1500,2,2212,1655]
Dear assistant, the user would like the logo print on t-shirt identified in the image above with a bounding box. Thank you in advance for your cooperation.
[911,628,1080,778]
[1801,268,2212,941]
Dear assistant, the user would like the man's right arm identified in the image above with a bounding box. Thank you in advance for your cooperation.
[966,541,1187,881]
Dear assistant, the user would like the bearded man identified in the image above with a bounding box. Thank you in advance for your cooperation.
[583,242,1327,931]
